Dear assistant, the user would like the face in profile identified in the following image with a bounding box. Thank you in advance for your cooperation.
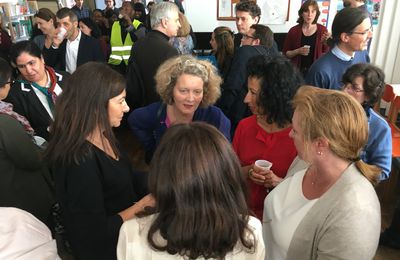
[345,18,372,51]
[172,74,204,116]
[342,76,367,104]
[57,16,78,40]
[0,80,12,100]
[165,11,181,37]
[79,21,92,36]
[244,76,261,115]
[15,52,46,83]
[108,89,130,127]
[35,17,54,35]
[235,11,258,35]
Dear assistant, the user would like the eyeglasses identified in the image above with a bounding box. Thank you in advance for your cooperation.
[242,34,256,40]
[343,83,364,93]
[5,80,15,85]
[349,26,372,36]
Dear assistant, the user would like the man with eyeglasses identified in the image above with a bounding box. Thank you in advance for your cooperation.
[306,7,371,90]
[217,24,278,135]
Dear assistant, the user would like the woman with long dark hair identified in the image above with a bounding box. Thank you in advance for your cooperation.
[45,62,153,260]
[118,122,265,259]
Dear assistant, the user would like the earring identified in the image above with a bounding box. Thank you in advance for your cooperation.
[317,151,322,155]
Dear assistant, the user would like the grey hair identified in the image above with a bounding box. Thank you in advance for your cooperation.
[150,1,179,29]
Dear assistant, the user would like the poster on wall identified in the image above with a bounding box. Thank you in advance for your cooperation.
[336,0,382,25]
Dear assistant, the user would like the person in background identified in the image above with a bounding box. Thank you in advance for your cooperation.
[44,8,105,74]
[169,12,194,55]
[104,0,119,16]
[108,1,146,75]
[127,1,180,106]
[202,26,234,79]
[71,0,91,20]
[6,41,68,140]
[129,55,230,163]
[0,58,55,229]
[93,9,111,38]
[283,0,329,76]
[33,8,57,51]
[133,2,147,25]
[233,55,301,220]
[79,18,109,59]
[234,0,261,50]
[0,14,12,62]
[263,86,380,259]
[342,63,391,181]
[145,1,155,29]
[217,24,278,135]
[306,7,371,90]
[118,122,265,260]
[45,62,153,260]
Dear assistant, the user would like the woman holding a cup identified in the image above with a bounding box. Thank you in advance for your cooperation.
[282,0,329,76]
[232,55,302,220]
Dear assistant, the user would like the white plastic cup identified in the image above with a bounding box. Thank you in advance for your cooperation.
[254,160,273,171]
[303,45,310,49]
[57,27,67,41]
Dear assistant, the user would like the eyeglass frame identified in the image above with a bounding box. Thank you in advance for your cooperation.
[242,33,257,40]
[349,26,372,37]
[342,82,365,93]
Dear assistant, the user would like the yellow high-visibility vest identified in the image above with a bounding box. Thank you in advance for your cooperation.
[108,19,142,66]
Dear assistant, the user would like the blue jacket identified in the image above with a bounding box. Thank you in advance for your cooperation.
[362,108,392,181]
[128,102,231,162]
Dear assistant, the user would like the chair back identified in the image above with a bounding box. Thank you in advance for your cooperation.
[375,84,396,117]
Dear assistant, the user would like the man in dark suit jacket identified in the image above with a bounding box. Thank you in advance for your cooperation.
[43,8,104,73]
[127,1,179,107]
[217,24,278,135]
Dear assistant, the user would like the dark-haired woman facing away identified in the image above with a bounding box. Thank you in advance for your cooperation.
[117,122,265,259]
[45,62,153,260]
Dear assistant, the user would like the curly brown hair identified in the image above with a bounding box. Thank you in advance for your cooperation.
[155,55,222,108]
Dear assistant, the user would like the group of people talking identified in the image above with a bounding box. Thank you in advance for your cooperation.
[0,0,394,259]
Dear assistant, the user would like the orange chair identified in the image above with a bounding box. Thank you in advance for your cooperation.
[374,84,396,118]
[389,96,400,155]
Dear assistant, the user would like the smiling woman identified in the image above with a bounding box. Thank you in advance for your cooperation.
[128,55,231,163]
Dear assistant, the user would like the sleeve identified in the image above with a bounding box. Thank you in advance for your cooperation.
[92,38,106,62]
[128,24,146,42]
[217,110,231,141]
[117,222,129,260]
[248,217,266,260]
[0,115,42,170]
[282,27,297,55]
[62,160,123,260]
[365,119,392,181]
[232,121,243,157]
[128,106,157,153]
[316,198,380,260]
[216,49,247,116]
[320,26,330,54]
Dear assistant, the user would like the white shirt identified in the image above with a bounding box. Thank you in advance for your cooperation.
[66,30,81,73]
[117,214,265,260]
[0,207,60,260]
[263,169,318,260]
[332,45,354,61]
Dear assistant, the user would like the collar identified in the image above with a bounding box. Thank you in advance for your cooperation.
[331,45,354,61]
[68,29,81,43]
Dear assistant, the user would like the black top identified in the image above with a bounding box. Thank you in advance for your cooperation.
[300,31,317,74]
[53,142,147,260]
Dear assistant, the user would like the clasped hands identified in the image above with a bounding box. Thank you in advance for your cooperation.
[248,164,282,189]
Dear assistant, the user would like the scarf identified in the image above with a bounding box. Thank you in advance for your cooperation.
[0,101,35,136]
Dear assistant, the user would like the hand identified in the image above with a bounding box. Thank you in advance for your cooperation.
[248,164,268,186]
[264,171,283,189]
[118,194,156,221]
[136,194,156,212]
[52,27,64,48]
[321,31,331,44]
[297,46,310,56]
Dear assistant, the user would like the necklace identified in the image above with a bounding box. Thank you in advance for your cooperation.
[307,168,318,185]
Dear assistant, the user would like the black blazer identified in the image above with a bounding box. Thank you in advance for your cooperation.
[43,32,105,71]
[5,70,69,140]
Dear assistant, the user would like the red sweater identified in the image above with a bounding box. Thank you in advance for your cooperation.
[233,115,297,220]
[282,23,329,68]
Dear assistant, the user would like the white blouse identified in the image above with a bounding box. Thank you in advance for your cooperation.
[263,169,318,260]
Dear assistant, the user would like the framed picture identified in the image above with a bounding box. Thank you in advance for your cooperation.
[217,0,240,20]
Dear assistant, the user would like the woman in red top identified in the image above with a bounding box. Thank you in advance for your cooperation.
[282,0,329,76]
[233,55,302,220]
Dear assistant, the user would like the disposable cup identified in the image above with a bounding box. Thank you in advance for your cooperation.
[254,160,273,171]
[57,27,67,41]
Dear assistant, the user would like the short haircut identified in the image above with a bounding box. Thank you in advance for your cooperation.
[156,55,222,108]
[147,122,255,258]
[293,86,380,185]
[328,7,369,47]
[150,1,179,29]
[10,40,42,65]
[34,8,56,25]
[342,63,385,107]
[0,58,12,87]
[297,0,320,24]
[235,0,261,19]
[247,55,303,128]
[56,7,78,23]
[250,24,274,48]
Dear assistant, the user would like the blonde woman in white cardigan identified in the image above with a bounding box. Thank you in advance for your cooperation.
[263,86,381,260]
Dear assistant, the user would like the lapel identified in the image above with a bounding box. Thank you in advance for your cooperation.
[19,82,53,121]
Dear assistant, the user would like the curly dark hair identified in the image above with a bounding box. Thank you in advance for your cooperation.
[342,63,385,108]
[235,0,261,19]
[247,55,303,128]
